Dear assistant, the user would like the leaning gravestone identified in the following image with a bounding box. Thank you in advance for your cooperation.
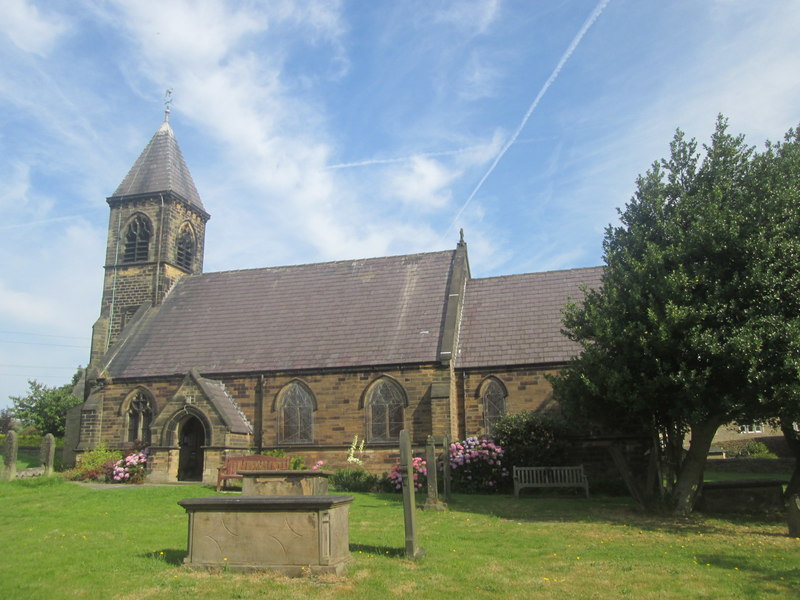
[399,430,423,558]
[788,494,800,538]
[3,430,18,481]
[40,433,56,476]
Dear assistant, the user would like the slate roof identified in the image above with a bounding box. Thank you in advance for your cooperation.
[103,250,456,379]
[455,266,604,368]
[111,114,205,210]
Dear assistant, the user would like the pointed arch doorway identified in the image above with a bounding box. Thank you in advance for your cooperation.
[178,416,205,481]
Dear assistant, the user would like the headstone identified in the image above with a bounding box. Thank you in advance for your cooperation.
[442,434,451,502]
[788,494,800,538]
[399,430,423,559]
[40,433,56,476]
[3,430,18,481]
[61,403,83,468]
[425,436,438,499]
[421,436,447,511]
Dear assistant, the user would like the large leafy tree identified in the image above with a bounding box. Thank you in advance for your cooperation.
[9,368,84,437]
[551,117,800,516]
[749,125,800,496]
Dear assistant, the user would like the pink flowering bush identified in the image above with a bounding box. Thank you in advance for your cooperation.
[311,460,325,471]
[388,456,427,492]
[109,449,148,483]
[449,437,509,493]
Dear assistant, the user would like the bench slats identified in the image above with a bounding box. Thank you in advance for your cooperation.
[513,466,589,498]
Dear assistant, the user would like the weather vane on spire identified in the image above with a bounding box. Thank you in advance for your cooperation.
[164,88,173,121]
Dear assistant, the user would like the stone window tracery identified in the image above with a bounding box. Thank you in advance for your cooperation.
[279,382,314,444]
[481,378,506,436]
[127,391,153,445]
[123,215,152,263]
[175,224,195,270]
[366,378,405,442]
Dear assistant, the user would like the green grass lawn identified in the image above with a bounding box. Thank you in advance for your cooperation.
[0,477,797,600]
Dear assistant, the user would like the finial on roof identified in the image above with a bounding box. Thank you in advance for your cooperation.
[459,228,465,245]
[163,88,173,122]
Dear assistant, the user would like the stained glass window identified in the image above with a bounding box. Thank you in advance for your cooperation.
[280,383,314,443]
[482,379,506,435]
[367,379,405,442]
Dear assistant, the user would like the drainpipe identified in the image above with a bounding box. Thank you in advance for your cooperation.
[154,194,165,305]
[105,210,123,353]
[255,375,265,452]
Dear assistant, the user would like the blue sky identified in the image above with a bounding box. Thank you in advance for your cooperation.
[1,0,799,409]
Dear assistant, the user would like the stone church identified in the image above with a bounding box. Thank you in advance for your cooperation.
[70,113,602,483]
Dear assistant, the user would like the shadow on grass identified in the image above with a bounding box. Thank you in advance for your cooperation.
[349,543,405,558]
[441,492,787,536]
[695,552,799,582]
[140,548,186,566]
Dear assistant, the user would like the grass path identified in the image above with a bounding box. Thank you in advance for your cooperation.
[0,477,797,599]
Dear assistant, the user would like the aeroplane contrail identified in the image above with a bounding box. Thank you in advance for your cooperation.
[445,0,612,238]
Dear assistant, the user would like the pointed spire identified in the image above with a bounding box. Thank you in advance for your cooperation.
[111,109,204,211]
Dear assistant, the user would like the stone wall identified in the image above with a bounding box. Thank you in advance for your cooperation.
[457,366,562,437]
[92,194,208,362]
[82,363,451,479]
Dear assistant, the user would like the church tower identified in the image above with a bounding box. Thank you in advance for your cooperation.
[89,110,210,364]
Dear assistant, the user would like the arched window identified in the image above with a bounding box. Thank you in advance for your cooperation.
[175,223,196,270]
[126,391,153,445]
[279,382,315,444]
[123,215,152,263]
[366,378,405,442]
[481,378,506,436]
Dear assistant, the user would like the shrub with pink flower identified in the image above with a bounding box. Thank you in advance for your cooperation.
[388,456,427,492]
[449,437,509,493]
[311,460,325,471]
[109,450,148,484]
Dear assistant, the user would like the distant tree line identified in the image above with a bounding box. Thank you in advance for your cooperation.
[6,368,84,437]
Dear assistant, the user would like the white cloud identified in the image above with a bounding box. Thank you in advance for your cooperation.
[0,280,58,324]
[387,156,456,210]
[433,0,501,36]
[0,162,32,210]
[458,50,502,101]
[0,0,68,56]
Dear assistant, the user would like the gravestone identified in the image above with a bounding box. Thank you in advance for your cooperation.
[240,470,330,496]
[441,435,451,502]
[179,495,353,574]
[399,430,423,558]
[421,436,447,511]
[3,431,18,481]
[788,494,800,538]
[40,433,56,476]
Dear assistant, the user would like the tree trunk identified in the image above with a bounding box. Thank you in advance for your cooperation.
[671,417,723,517]
[780,419,800,498]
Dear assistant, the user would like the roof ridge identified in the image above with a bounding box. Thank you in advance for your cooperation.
[193,248,456,278]
[469,264,603,283]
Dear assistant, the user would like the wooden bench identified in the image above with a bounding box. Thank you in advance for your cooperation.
[513,466,589,498]
[217,455,291,491]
